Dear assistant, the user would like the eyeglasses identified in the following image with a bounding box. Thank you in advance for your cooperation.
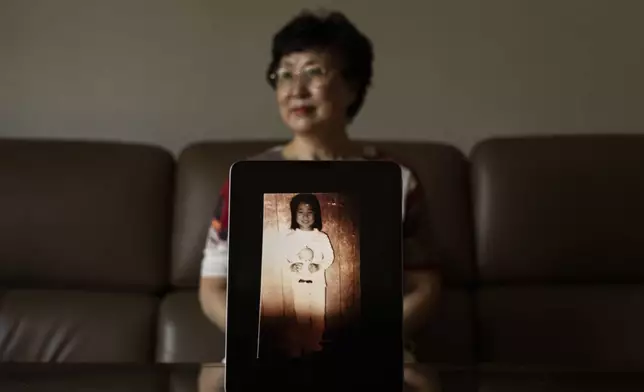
[269,65,331,88]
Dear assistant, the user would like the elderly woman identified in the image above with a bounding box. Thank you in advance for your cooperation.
[198,9,441,392]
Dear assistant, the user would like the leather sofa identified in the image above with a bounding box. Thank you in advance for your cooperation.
[1,135,643,391]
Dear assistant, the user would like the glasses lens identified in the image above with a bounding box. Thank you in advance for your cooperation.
[273,67,327,87]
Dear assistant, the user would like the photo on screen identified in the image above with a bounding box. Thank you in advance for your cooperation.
[257,192,361,359]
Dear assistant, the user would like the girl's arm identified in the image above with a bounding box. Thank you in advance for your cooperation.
[282,232,300,265]
[317,233,335,270]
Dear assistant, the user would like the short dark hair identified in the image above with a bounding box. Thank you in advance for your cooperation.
[266,10,374,120]
[289,193,323,230]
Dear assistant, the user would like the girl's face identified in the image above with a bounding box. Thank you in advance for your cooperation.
[296,202,315,230]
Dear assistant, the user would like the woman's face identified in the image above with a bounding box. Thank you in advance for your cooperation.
[274,50,356,136]
[296,202,315,230]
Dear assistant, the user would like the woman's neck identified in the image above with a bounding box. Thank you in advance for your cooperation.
[282,129,361,161]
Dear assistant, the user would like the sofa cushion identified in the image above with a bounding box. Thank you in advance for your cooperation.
[472,136,644,283]
[169,366,201,392]
[0,290,157,362]
[0,139,174,292]
[413,288,474,365]
[171,141,474,287]
[156,291,224,364]
[170,366,219,392]
[478,286,644,371]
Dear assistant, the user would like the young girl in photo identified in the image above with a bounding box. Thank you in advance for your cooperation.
[283,193,334,356]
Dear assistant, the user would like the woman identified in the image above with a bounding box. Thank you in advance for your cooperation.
[199,9,441,392]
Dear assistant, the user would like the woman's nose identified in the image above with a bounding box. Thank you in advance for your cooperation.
[289,76,310,97]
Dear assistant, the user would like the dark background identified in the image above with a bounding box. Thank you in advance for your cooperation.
[226,161,403,391]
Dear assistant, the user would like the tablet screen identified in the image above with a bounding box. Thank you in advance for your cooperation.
[258,192,360,359]
[225,161,403,391]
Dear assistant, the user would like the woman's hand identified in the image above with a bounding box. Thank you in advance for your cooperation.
[290,262,304,273]
[308,263,320,274]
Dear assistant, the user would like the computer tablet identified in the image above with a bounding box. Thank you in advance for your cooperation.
[224,160,403,392]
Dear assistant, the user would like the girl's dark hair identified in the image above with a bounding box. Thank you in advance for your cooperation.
[290,193,323,230]
[266,9,374,120]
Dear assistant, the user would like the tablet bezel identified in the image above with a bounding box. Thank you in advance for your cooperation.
[225,160,403,391]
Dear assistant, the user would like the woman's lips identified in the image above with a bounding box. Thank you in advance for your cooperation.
[291,106,314,115]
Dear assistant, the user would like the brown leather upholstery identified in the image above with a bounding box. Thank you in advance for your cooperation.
[0,290,157,362]
[157,291,225,363]
[472,136,644,390]
[0,139,173,292]
[0,139,173,391]
[472,136,644,283]
[169,367,201,392]
[478,286,644,370]
[3,135,644,391]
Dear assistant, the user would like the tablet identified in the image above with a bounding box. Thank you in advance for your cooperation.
[225,160,403,392]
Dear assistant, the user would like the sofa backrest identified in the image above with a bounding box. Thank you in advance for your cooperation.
[471,135,644,371]
[0,139,174,293]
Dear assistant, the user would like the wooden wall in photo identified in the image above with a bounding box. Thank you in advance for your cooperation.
[260,192,360,351]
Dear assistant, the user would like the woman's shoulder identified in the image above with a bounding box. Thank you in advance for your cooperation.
[361,145,419,194]
[247,145,285,161]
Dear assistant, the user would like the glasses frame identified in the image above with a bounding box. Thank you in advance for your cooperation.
[269,65,332,89]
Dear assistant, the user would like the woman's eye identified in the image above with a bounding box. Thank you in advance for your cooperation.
[277,70,293,80]
[305,67,325,77]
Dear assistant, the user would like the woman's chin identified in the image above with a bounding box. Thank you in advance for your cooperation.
[285,118,324,135]
[288,123,316,135]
